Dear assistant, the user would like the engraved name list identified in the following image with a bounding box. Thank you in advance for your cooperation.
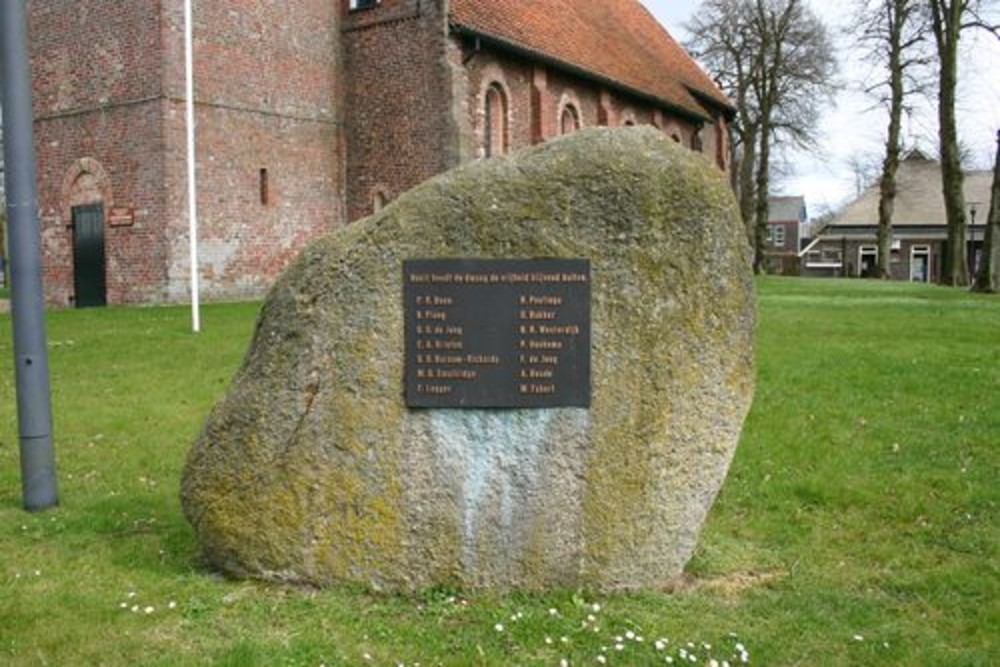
[404,258,591,408]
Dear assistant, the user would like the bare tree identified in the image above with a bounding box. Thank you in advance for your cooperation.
[928,0,999,286]
[688,0,836,273]
[846,151,883,197]
[687,0,762,247]
[853,0,930,279]
[971,130,1000,292]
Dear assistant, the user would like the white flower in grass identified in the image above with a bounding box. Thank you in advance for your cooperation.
[615,643,625,651]
[130,605,139,613]
[666,658,674,664]
[615,636,623,643]
[734,643,745,653]
[549,608,559,616]
[168,601,177,610]
[625,631,635,640]
[592,603,602,612]
[679,648,688,659]
[596,656,607,665]
[561,660,569,667]
[636,636,644,643]
[710,660,719,667]
[143,606,154,614]
[655,640,666,651]
[588,614,597,623]
[119,602,128,609]
[546,637,554,645]
[739,653,749,664]
[853,634,864,642]
[362,653,372,661]
[561,636,570,644]
[703,644,711,651]
[494,623,504,633]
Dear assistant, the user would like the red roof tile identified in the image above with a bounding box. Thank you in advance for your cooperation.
[450,0,732,121]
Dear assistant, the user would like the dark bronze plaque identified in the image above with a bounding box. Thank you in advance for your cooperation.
[404,258,591,408]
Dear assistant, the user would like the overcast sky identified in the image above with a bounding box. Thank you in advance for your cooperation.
[643,0,1000,216]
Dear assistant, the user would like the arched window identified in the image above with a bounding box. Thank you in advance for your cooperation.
[483,83,508,158]
[373,189,387,213]
[560,104,580,135]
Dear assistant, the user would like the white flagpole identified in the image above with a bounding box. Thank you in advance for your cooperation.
[184,0,201,332]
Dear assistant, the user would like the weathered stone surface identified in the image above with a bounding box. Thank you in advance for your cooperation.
[181,128,755,591]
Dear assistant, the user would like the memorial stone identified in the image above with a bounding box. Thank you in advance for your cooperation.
[181,127,755,591]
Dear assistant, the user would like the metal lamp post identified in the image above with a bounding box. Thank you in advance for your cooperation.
[1,0,58,510]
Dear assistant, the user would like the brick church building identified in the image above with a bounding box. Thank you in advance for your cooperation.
[28,0,732,306]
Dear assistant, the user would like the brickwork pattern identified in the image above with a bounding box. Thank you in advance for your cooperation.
[342,0,456,221]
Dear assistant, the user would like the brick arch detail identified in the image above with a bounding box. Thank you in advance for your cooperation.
[371,183,390,212]
[663,120,684,143]
[557,91,584,133]
[60,157,114,226]
[475,64,512,159]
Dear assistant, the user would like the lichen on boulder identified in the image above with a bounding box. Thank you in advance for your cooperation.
[181,127,755,591]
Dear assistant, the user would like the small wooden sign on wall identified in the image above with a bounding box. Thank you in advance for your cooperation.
[108,207,134,227]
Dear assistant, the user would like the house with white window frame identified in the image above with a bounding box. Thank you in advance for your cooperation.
[800,150,991,282]
[763,195,806,275]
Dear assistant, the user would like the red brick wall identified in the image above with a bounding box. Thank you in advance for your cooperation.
[28,0,727,305]
[457,43,718,167]
[342,0,457,221]
[160,103,341,301]
[159,0,344,301]
[29,0,163,117]
[29,0,169,305]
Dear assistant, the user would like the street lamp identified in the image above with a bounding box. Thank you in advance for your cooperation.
[969,202,981,277]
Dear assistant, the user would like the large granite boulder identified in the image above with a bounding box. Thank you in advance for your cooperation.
[181,127,755,591]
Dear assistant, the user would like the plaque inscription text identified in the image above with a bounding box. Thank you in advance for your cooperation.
[404,259,591,408]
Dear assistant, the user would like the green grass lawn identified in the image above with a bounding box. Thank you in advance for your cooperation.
[1,278,997,666]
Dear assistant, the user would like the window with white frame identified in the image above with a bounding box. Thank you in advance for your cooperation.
[771,225,786,247]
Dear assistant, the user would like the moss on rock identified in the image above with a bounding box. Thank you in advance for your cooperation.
[181,128,755,591]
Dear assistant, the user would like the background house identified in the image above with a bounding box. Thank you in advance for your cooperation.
[801,150,991,281]
[763,195,806,275]
[28,0,732,307]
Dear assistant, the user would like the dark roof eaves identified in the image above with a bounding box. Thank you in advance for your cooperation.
[685,84,735,119]
[450,22,712,125]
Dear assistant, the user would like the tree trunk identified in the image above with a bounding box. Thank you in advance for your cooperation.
[738,125,758,249]
[875,0,908,280]
[931,0,969,286]
[972,131,1000,292]
[753,117,772,275]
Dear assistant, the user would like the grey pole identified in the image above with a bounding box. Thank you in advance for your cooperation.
[1,0,58,510]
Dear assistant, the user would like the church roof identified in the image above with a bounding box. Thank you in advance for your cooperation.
[449,0,732,121]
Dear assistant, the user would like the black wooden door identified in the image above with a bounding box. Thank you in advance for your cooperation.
[72,204,106,308]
